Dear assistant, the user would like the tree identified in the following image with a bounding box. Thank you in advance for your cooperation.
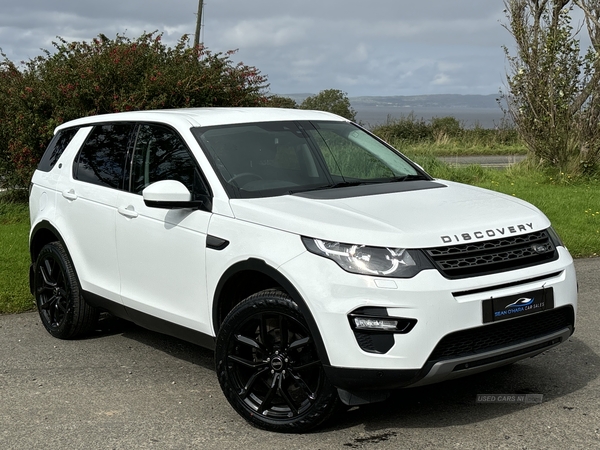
[300,89,356,121]
[266,95,298,108]
[502,0,600,175]
[0,32,269,190]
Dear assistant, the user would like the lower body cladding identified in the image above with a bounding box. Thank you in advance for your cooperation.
[279,248,578,405]
[326,307,574,405]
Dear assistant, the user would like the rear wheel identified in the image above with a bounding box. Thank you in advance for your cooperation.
[34,242,98,339]
[215,289,338,432]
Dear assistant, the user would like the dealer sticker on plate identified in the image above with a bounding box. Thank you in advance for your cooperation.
[482,288,554,323]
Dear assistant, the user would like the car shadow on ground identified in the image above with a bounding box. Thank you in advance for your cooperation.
[88,313,216,371]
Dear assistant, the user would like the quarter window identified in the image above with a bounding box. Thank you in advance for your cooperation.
[38,127,80,172]
[74,123,135,189]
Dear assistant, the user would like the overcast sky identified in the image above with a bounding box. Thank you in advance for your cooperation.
[0,0,513,97]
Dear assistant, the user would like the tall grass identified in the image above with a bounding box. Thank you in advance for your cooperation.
[371,115,527,156]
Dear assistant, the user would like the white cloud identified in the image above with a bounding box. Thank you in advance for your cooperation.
[345,43,369,64]
[432,73,452,86]
[212,17,313,49]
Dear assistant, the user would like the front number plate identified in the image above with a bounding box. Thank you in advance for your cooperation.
[482,288,554,323]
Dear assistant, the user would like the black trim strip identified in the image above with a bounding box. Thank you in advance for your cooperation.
[126,307,216,351]
[323,365,420,391]
[83,290,131,321]
[294,180,446,200]
[451,336,563,372]
[453,271,563,297]
[206,235,230,250]
[83,290,216,350]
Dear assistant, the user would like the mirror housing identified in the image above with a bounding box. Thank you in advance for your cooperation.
[142,180,209,210]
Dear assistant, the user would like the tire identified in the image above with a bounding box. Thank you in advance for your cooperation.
[34,242,99,339]
[215,289,338,432]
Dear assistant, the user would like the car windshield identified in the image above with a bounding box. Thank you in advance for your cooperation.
[192,120,427,198]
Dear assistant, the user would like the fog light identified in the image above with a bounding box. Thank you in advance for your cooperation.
[353,317,399,331]
[348,307,418,335]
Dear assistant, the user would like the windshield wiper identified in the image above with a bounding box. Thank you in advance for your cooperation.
[386,174,429,182]
[288,175,428,195]
[288,181,364,195]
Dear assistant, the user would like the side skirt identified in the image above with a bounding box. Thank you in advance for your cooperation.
[83,290,216,351]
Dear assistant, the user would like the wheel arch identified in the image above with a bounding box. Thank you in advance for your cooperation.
[212,258,331,365]
[30,220,72,259]
[29,220,69,294]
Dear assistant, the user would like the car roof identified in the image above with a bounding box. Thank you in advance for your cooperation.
[55,108,348,132]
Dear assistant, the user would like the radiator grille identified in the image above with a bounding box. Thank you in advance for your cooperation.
[425,230,557,279]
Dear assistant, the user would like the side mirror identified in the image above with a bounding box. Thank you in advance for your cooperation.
[142,180,209,210]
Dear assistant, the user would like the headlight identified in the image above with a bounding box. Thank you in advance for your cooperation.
[301,237,430,278]
[547,226,565,248]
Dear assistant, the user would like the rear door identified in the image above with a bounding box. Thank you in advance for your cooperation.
[55,123,135,304]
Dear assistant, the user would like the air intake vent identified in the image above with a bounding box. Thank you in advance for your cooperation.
[427,306,574,362]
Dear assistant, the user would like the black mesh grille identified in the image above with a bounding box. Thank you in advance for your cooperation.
[355,331,377,352]
[428,306,574,362]
[425,230,558,279]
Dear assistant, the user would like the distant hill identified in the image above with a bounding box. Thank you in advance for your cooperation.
[281,93,499,109]
[351,94,499,109]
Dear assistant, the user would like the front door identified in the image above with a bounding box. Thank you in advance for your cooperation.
[115,123,212,334]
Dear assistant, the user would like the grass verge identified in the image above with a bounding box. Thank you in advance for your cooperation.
[397,141,528,157]
[0,202,34,314]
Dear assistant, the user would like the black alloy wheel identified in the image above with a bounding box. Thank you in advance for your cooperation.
[34,242,98,339]
[216,289,338,432]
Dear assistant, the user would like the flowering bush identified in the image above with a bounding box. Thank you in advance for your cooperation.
[0,32,270,190]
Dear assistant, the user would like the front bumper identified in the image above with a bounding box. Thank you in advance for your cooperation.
[324,309,573,391]
[279,247,577,389]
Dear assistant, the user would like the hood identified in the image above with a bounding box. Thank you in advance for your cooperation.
[228,180,550,249]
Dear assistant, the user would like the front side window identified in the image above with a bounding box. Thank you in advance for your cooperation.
[130,124,208,199]
[73,123,135,189]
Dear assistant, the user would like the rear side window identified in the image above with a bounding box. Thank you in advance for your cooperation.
[37,128,80,172]
[73,123,135,189]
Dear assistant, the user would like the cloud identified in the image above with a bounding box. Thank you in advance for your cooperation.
[0,0,513,96]
[214,17,313,49]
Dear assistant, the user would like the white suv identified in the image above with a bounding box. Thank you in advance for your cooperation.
[29,108,577,432]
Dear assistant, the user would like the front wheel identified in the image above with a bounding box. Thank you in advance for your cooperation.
[34,242,98,339]
[215,289,338,432]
